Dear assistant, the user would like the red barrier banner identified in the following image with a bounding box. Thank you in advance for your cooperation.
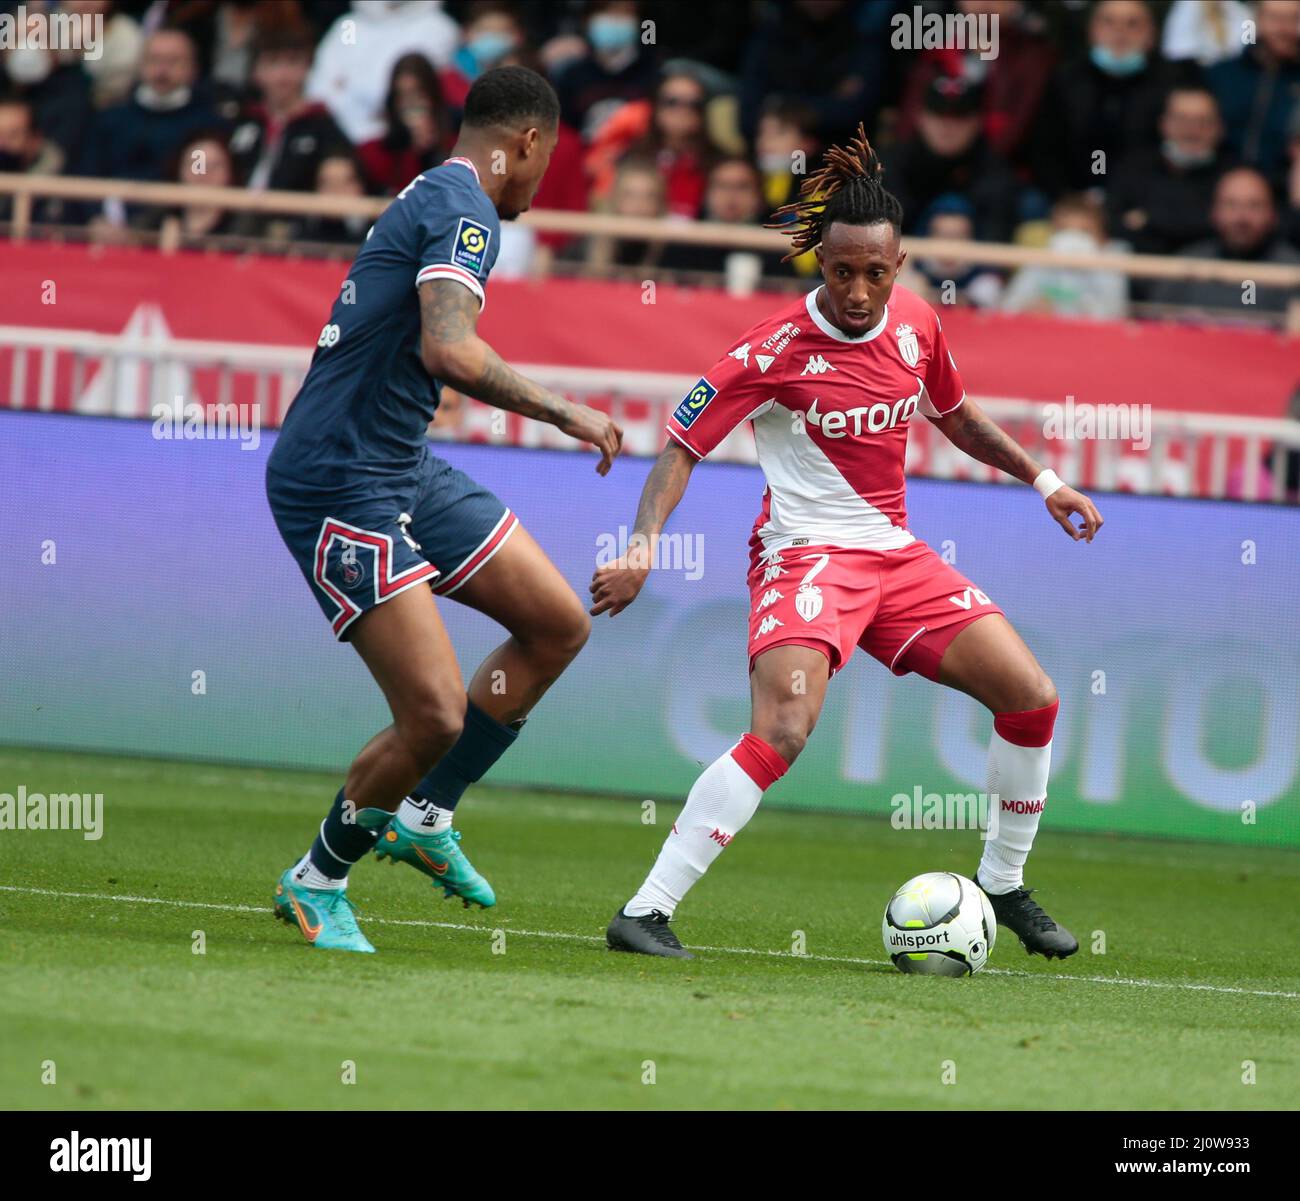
[0,242,1295,498]
[1,241,1296,416]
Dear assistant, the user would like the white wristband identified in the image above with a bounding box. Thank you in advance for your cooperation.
[1033,468,1066,499]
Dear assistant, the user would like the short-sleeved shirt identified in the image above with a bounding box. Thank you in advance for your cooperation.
[268,157,500,493]
[666,284,966,553]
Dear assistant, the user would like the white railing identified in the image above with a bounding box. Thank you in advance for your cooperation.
[2,324,1298,502]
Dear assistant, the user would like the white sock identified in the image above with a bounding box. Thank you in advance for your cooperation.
[291,853,346,891]
[396,797,452,834]
[979,729,1052,894]
[625,752,764,918]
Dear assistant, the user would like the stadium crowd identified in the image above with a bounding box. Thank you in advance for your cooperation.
[2,0,1299,317]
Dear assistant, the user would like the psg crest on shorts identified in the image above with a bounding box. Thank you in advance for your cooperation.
[795,582,823,622]
[895,323,919,368]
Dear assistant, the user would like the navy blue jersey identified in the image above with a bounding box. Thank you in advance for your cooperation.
[268,157,499,492]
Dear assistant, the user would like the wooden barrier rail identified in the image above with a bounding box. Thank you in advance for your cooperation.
[3,172,1300,299]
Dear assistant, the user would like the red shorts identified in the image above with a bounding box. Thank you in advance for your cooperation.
[746,540,1004,679]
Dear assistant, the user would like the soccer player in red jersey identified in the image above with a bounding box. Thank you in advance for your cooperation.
[592,128,1104,960]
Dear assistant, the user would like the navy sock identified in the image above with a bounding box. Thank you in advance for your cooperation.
[309,788,388,879]
[409,700,521,815]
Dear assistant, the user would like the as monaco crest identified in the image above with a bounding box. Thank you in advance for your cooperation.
[895,323,919,368]
[795,583,823,622]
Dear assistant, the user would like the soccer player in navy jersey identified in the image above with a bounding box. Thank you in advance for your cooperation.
[592,128,1104,960]
[266,67,622,952]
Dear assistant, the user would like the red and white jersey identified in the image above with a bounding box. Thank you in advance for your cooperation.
[666,285,965,553]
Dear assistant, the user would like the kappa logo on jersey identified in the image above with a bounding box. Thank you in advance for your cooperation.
[673,377,717,429]
[800,354,837,375]
[451,216,492,274]
[804,390,920,438]
[729,342,751,367]
[895,322,920,368]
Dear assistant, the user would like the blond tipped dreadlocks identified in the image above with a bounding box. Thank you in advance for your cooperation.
[767,122,903,262]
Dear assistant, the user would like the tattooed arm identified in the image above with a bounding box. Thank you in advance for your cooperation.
[930,396,1042,484]
[931,397,1105,541]
[418,278,623,474]
[589,441,698,615]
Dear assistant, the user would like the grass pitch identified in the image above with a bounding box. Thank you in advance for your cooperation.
[1,746,1297,1110]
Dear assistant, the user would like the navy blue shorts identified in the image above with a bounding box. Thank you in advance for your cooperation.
[267,450,516,640]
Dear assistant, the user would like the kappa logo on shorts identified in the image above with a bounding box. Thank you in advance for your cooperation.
[673,378,717,429]
[451,216,492,274]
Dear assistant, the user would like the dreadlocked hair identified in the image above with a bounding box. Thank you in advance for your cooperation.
[767,123,902,262]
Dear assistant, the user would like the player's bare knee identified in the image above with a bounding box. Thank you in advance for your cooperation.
[1007,671,1057,714]
[398,689,466,761]
[556,598,591,658]
[757,709,814,765]
[522,592,590,663]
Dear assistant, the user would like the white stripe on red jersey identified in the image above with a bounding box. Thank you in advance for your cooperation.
[667,284,966,554]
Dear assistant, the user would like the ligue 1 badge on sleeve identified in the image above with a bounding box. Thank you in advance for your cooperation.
[895,323,919,368]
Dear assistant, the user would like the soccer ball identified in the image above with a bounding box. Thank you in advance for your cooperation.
[882,872,996,976]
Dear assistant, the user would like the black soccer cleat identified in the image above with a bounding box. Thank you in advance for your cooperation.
[606,908,695,959]
[977,876,1079,960]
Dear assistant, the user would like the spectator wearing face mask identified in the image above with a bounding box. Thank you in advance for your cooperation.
[881,76,1022,244]
[229,26,349,195]
[0,17,93,167]
[82,26,227,183]
[1149,167,1300,314]
[1207,0,1300,187]
[1001,195,1128,320]
[1106,86,1231,258]
[441,1,526,109]
[356,53,453,195]
[551,0,657,141]
[1034,0,1196,195]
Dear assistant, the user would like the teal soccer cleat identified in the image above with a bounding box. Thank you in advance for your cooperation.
[373,819,497,909]
[273,868,376,953]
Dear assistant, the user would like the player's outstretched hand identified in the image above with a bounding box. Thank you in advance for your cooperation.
[1046,485,1104,542]
[589,553,650,617]
[559,403,624,475]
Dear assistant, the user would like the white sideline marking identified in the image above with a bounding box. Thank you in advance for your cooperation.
[2,885,1297,1000]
